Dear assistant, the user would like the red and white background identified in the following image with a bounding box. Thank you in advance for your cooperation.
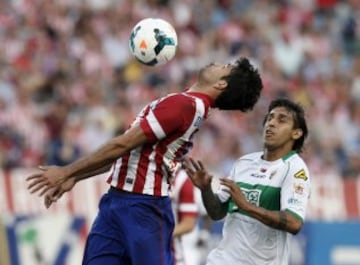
[1,169,360,265]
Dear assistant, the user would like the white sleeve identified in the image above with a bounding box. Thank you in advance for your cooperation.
[281,160,311,221]
[215,168,235,203]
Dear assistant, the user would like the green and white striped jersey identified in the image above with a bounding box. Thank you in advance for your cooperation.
[206,151,311,265]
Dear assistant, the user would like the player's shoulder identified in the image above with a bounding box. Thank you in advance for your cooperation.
[284,152,311,180]
[283,151,307,167]
[238,151,263,162]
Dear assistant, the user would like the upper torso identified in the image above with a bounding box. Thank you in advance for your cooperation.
[107,92,213,196]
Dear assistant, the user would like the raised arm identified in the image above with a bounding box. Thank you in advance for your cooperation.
[43,163,113,208]
[27,125,148,195]
[182,158,228,221]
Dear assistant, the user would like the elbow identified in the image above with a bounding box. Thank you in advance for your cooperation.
[208,212,226,221]
[289,221,303,235]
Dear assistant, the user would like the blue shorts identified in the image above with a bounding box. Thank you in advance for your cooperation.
[82,187,175,265]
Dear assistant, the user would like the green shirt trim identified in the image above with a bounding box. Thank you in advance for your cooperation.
[285,209,304,222]
[282,150,297,161]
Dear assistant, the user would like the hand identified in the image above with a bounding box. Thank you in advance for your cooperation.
[26,165,68,196]
[220,178,250,211]
[44,177,76,208]
[182,157,212,190]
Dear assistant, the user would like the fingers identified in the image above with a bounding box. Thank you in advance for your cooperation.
[39,185,53,197]
[219,178,236,190]
[27,176,48,190]
[28,181,50,194]
[44,187,63,208]
[26,173,44,181]
[44,195,53,209]
[197,160,205,171]
[189,157,202,171]
[38,165,48,171]
[182,158,194,176]
[182,157,204,172]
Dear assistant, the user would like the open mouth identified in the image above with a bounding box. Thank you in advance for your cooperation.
[265,129,274,136]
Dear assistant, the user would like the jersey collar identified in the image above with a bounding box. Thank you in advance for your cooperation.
[185,92,215,108]
[258,150,297,164]
[282,150,297,161]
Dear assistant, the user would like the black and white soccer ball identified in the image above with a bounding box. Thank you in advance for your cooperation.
[129,18,178,66]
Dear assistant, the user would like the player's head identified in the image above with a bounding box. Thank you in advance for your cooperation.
[263,98,308,153]
[212,58,263,111]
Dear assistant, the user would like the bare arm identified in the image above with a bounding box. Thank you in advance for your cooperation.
[182,158,228,221]
[63,125,147,180]
[73,163,112,183]
[173,215,198,237]
[221,178,302,234]
[43,163,113,208]
[27,125,148,194]
[244,205,302,234]
[201,183,228,221]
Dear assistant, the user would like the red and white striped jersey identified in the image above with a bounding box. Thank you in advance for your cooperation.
[171,170,198,265]
[107,91,213,196]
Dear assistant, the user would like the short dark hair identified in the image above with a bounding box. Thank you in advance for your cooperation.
[266,98,308,153]
[214,58,263,111]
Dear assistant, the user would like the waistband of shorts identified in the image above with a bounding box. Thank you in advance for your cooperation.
[108,186,169,200]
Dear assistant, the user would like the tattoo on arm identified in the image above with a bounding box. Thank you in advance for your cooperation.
[278,211,287,230]
[201,187,227,220]
[259,209,288,231]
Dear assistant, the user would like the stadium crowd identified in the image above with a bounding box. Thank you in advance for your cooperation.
[0,0,360,180]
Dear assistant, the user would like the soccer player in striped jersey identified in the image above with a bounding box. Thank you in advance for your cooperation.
[26,58,263,265]
[183,98,311,265]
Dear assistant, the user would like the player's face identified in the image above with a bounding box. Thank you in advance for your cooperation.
[198,63,234,84]
[263,107,301,153]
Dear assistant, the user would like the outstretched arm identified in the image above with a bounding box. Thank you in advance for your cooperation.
[43,163,112,208]
[27,125,148,195]
[182,158,228,221]
[220,178,303,234]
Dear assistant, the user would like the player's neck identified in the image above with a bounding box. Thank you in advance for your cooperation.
[263,148,292,161]
[187,83,217,100]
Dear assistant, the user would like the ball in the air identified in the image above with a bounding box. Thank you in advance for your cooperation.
[129,18,178,66]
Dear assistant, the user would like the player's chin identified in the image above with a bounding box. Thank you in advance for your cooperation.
[263,141,276,150]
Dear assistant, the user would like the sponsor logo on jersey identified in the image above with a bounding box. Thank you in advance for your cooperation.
[250,173,267,179]
[194,116,203,127]
[294,169,308,181]
[288,197,301,206]
[242,188,262,206]
[229,188,262,212]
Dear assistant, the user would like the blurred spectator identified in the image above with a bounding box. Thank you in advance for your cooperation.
[0,0,359,181]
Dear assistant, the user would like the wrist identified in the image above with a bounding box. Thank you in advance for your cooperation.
[201,180,213,192]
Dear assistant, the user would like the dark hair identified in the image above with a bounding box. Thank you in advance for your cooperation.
[266,98,308,153]
[214,58,263,111]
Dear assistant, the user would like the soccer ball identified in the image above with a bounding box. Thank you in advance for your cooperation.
[129,18,178,66]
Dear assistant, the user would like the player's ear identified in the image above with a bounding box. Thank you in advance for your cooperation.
[292,129,303,140]
[214,79,228,91]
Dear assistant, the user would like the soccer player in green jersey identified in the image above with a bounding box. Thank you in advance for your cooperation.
[183,98,310,265]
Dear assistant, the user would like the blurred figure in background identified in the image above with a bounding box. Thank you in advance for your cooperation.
[171,169,198,265]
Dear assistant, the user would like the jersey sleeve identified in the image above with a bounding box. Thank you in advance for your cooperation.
[139,94,194,144]
[178,177,198,220]
[281,160,311,222]
[216,167,235,203]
